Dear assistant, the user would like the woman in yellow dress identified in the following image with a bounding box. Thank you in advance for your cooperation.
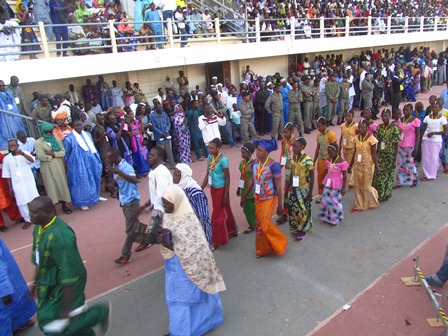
[348,120,380,212]
[339,109,358,188]
[313,117,337,203]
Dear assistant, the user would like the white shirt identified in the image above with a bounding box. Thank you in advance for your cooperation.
[148,164,173,213]
[423,116,447,142]
[162,0,176,12]
[18,138,40,169]
[174,11,185,29]
[2,152,39,205]
[198,114,226,145]
[359,70,366,90]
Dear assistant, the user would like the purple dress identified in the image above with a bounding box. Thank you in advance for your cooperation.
[173,112,192,163]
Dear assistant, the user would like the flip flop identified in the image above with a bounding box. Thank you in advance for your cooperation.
[243,228,254,234]
[22,222,31,230]
[350,208,359,213]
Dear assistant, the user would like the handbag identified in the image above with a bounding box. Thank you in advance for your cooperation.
[132,221,148,244]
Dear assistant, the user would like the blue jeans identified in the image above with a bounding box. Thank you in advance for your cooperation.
[163,10,173,29]
[434,245,448,284]
[439,138,447,168]
[191,134,208,159]
[219,123,235,146]
[179,27,188,47]
[53,27,68,55]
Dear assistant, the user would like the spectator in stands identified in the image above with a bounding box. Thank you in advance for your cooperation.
[145,2,164,49]
[82,78,99,105]
[75,2,90,23]
[202,9,214,34]
[162,0,176,28]
[175,6,188,48]
[49,0,69,57]
[110,80,125,107]
[31,95,52,122]
[96,75,111,110]
[15,1,41,59]
[139,23,155,50]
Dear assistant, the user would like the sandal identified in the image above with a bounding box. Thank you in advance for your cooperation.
[22,222,31,230]
[62,206,72,215]
[243,228,254,234]
[276,214,288,224]
[350,208,359,213]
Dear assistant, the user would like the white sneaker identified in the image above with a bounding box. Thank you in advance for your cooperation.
[81,206,89,211]
[98,197,108,202]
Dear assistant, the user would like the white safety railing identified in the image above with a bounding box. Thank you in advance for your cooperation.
[0,15,447,60]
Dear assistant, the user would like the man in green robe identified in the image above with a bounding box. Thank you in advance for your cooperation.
[29,196,111,335]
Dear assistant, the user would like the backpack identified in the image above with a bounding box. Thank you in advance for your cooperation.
[63,103,82,122]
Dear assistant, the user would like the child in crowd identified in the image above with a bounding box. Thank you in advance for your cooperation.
[286,137,314,241]
[361,108,378,135]
[318,143,348,226]
[277,122,295,224]
[237,142,256,234]
[314,117,337,203]
[339,109,357,188]
[231,103,241,143]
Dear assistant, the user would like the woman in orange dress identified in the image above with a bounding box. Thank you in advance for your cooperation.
[242,139,288,258]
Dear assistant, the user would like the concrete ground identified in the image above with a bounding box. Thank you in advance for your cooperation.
[5,84,448,335]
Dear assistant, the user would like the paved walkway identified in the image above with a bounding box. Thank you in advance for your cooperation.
[4,84,447,335]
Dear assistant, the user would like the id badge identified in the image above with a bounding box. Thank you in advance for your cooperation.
[292,176,299,187]
[281,156,287,165]
[16,170,23,177]
[238,179,245,188]
[35,248,39,265]
[7,104,12,110]
[326,178,332,187]
[255,184,261,194]
[357,154,362,162]
[14,96,20,104]
[208,176,212,186]
[343,138,347,146]
[380,141,385,150]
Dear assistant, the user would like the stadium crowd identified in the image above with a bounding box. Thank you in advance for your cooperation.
[0,42,448,335]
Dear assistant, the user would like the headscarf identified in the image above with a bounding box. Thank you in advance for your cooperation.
[161,185,226,295]
[54,111,68,122]
[82,120,95,130]
[253,139,278,153]
[15,0,27,13]
[38,122,61,151]
[175,163,201,190]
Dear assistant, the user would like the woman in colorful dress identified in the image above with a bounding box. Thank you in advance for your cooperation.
[313,117,337,202]
[277,122,295,224]
[339,109,358,188]
[373,109,401,202]
[128,110,150,177]
[201,138,238,250]
[395,103,421,188]
[172,104,192,164]
[318,143,348,226]
[348,120,379,212]
[160,185,225,336]
[16,1,41,59]
[237,142,256,234]
[124,81,135,106]
[286,137,314,241]
[421,102,448,180]
[241,139,288,258]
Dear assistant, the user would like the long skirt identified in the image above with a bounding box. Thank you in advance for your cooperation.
[165,256,223,336]
[396,146,418,186]
[422,140,442,179]
[353,162,379,211]
[282,168,291,216]
[318,187,344,225]
[243,197,256,230]
[131,146,150,176]
[317,158,326,195]
[210,186,238,245]
[373,154,396,201]
[343,147,355,186]
[255,197,288,257]
[288,187,312,232]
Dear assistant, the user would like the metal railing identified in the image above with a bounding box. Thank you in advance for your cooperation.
[0,15,447,60]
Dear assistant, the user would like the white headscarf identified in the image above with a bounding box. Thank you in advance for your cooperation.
[161,185,226,295]
[176,163,201,190]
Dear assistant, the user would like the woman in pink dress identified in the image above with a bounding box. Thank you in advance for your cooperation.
[395,103,421,187]
[318,142,348,226]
